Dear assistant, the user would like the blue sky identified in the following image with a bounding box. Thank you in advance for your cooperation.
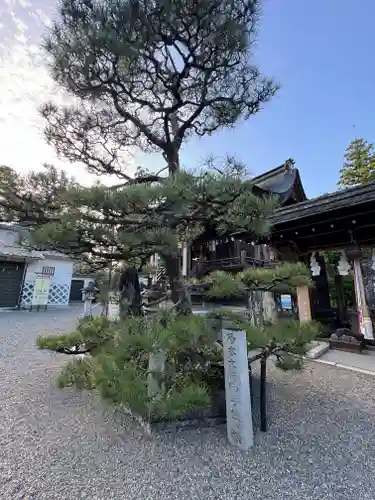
[177,0,375,197]
[1,0,374,197]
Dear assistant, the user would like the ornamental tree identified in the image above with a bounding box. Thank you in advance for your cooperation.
[35,264,318,420]
[203,262,316,368]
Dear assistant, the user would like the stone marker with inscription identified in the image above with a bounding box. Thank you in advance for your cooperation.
[222,328,254,451]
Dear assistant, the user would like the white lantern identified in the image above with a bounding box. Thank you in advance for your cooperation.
[309,252,321,276]
[337,250,351,276]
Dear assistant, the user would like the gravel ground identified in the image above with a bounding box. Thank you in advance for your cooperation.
[1,307,375,499]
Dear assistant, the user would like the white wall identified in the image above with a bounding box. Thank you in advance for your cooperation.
[21,257,74,307]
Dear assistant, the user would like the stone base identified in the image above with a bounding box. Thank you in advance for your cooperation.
[120,388,227,435]
[306,341,330,359]
[120,374,262,434]
[329,339,362,354]
[145,415,227,434]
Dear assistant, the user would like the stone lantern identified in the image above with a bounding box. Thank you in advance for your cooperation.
[81,281,98,317]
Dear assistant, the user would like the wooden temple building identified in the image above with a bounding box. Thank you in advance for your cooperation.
[150,160,375,340]
[262,177,375,340]
[186,161,307,278]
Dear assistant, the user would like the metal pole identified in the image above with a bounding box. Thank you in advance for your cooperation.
[103,259,113,317]
[248,363,255,428]
[260,356,267,432]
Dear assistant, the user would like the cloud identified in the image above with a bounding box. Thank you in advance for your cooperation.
[18,0,32,8]
[0,1,135,185]
[10,11,28,34]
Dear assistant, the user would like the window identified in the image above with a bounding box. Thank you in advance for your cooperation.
[41,266,55,276]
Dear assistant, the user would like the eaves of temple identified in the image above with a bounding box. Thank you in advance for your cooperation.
[256,162,375,253]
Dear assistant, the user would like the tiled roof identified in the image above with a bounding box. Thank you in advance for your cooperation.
[0,245,44,260]
[0,245,71,261]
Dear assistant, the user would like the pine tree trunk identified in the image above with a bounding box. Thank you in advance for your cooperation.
[248,290,277,325]
[248,290,264,326]
[118,267,143,318]
[163,137,192,314]
[163,253,192,315]
[263,291,277,323]
[164,254,191,315]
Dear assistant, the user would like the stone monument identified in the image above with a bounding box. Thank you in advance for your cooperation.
[222,328,254,451]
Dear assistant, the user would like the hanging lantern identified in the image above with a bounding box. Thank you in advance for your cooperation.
[337,250,351,276]
[309,252,321,276]
[345,245,362,262]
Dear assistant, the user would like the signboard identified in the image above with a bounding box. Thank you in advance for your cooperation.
[280,294,292,310]
[31,275,51,309]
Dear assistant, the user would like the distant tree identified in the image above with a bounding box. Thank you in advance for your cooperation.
[338,138,375,187]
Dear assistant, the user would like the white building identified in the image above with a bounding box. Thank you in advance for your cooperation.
[0,224,73,309]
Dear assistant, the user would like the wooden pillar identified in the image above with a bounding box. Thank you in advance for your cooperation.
[182,243,189,277]
[334,273,347,325]
[232,240,240,259]
[296,285,312,322]
[353,258,374,339]
[240,250,247,267]
[254,244,261,261]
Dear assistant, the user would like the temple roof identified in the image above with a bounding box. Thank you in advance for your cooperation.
[269,182,375,224]
[261,181,375,251]
[251,162,307,206]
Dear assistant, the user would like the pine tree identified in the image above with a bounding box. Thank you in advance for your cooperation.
[0,0,279,313]
[338,138,375,187]
[0,0,319,424]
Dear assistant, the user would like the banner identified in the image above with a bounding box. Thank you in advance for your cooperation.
[32,275,51,307]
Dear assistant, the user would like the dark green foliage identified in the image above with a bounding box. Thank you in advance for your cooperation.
[245,318,320,353]
[37,302,318,420]
[1,165,279,269]
[204,261,318,367]
[57,358,96,390]
[37,316,114,354]
[95,358,150,413]
[240,262,312,290]
[38,312,220,420]
[204,262,312,298]
[204,270,247,298]
[153,384,210,421]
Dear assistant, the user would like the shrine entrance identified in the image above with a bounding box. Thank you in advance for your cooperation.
[261,181,375,341]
